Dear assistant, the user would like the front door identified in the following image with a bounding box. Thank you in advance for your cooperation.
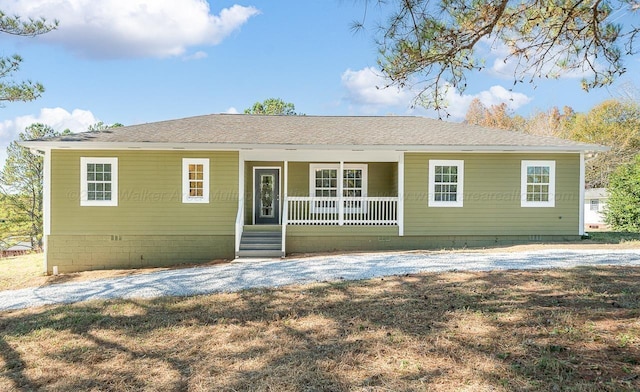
[254,168,280,224]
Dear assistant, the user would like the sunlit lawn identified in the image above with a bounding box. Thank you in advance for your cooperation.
[0,253,45,291]
[0,266,639,391]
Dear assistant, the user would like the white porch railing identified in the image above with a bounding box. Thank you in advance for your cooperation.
[287,196,398,225]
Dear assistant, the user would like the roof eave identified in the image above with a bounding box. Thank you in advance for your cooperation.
[18,141,609,153]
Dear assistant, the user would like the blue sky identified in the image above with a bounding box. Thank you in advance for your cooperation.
[1,0,639,168]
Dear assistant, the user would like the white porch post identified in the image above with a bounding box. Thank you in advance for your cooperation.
[579,153,585,236]
[238,154,244,214]
[282,160,288,255]
[338,160,344,226]
[283,160,288,221]
[236,152,245,254]
[398,153,404,236]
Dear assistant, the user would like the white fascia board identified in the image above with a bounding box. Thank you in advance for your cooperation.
[18,141,608,153]
[241,149,402,162]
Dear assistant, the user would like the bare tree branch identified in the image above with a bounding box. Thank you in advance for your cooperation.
[358,0,639,114]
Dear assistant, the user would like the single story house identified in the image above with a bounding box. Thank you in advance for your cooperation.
[584,188,608,230]
[0,239,33,258]
[22,114,606,273]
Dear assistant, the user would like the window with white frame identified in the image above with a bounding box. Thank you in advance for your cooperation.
[521,160,555,207]
[428,160,464,207]
[182,158,209,203]
[309,164,367,212]
[80,157,118,206]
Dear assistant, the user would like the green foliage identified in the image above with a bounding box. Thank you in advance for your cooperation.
[244,98,299,115]
[0,194,31,242]
[87,121,124,132]
[566,99,640,188]
[360,1,638,113]
[605,155,640,233]
[463,98,640,188]
[0,10,57,104]
[1,124,60,248]
[0,10,57,36]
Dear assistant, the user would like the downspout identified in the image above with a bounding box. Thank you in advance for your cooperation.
[397,152,404,236]
[29,148,49,275]
[579,152,585,236]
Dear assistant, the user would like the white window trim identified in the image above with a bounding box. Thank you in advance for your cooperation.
[428,159,464,207]
[521,160,556,207]
[309,163,368,213]
[80,157,118,207]
[182,158,210,204]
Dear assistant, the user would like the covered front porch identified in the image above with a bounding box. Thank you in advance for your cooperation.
[235,150,405,257]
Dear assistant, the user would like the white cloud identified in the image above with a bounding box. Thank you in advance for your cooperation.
[341,67,413,112]
[488,41,592,81]
[183,51,208,61]
[0,107,98,169]
[444,85,532,118]
[224,107,239,114]
[4,1,260,59]
[341,67,531,118]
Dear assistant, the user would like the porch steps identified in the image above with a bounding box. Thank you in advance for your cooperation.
[236,226,284,258]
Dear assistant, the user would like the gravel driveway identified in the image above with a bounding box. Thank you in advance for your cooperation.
[1,249,639,311]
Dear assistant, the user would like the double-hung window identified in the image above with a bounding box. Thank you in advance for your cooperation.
[80,157,118,206]
[309,164,367,213]
[182,158,210,203]
[428,160,464,207]
[521,160,555,207]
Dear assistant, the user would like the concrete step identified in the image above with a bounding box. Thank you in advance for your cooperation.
[236,249,285,258]
[240,234,281,244]
[241,232,281,238]
[243,225,281,232]
[237,227,284,258]
[239,243,282,251]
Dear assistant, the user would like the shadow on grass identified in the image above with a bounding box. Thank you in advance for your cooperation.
[585,231,640,243]
[0,266,639,391]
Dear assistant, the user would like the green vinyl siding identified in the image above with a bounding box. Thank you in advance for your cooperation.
[368,162,397,197]
[403,153,580,236]
[287,162,309,196]
[51,150,239,235]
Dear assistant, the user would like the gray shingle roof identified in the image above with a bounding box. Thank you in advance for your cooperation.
[28,114,605,151]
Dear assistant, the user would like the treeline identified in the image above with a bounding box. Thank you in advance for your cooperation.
[465,98,640,189]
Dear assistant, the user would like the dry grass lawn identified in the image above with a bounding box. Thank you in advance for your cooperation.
[0,253,225,291]
[1,266,639,391]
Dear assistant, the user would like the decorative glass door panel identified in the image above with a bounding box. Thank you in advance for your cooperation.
[254,168,280,224]
[260,174,275,217]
